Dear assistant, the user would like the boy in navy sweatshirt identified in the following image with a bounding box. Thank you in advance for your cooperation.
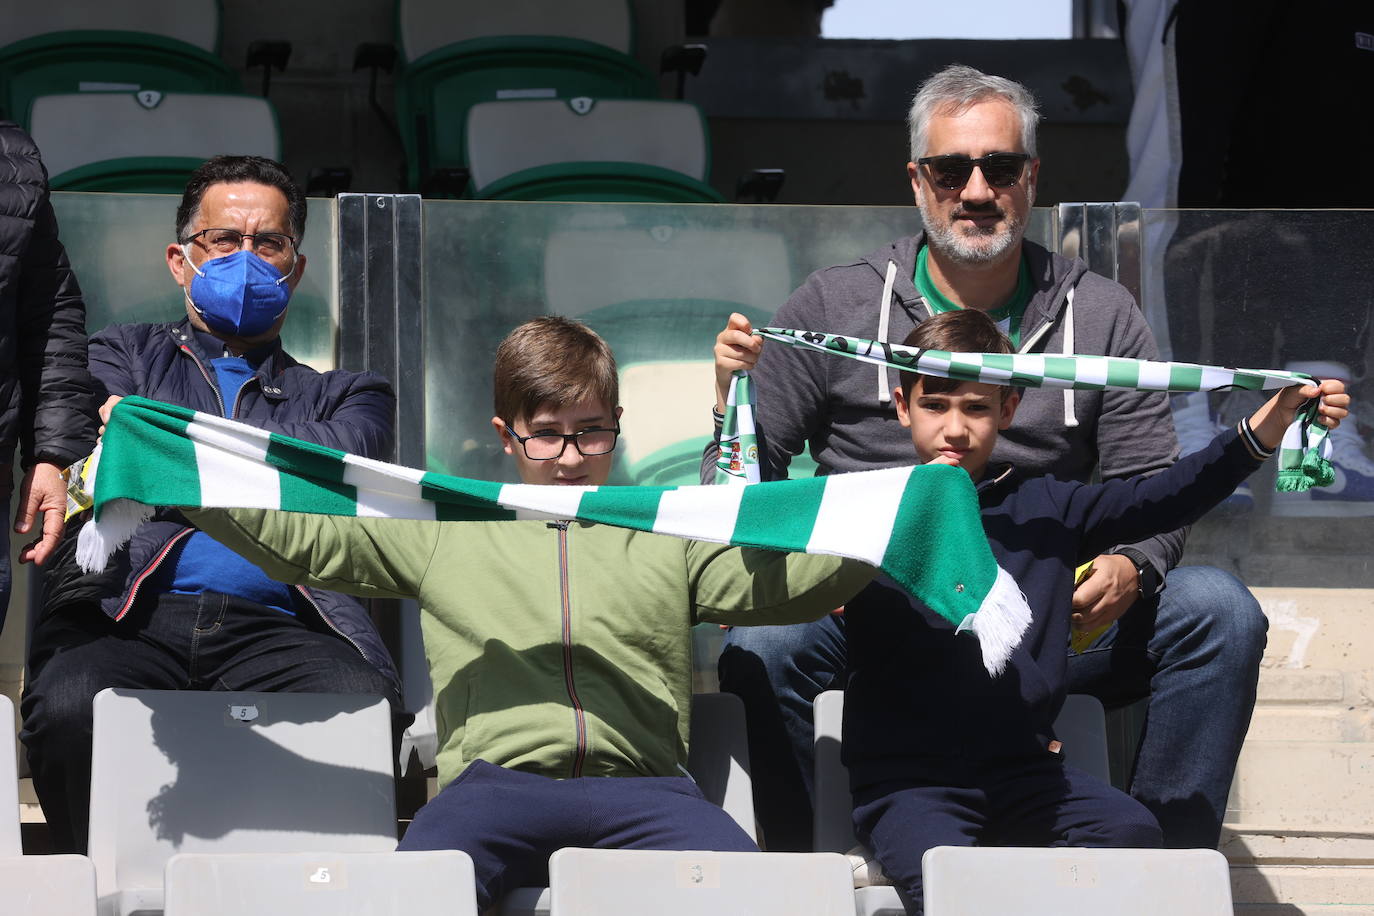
[843,309,1348,914]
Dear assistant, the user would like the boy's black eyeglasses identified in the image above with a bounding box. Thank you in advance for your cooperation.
[505,423,620,460]
[917,153,1031,190]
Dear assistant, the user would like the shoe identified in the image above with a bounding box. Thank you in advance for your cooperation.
[1171,393,1254,513]
[1271,361,1374,517]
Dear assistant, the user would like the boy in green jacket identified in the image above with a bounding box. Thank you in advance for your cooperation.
[186,316,873,909]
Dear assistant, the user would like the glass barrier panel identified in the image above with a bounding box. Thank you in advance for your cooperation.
[421,199,1056,490]
[51,192,339,370]
[421,200,1055,691]
[1141,208,1374,588]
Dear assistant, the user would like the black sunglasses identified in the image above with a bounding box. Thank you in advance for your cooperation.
[917,153,1031,190]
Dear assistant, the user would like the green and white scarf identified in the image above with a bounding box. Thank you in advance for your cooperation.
[753,327,1335,492]
[78,396,1033,675]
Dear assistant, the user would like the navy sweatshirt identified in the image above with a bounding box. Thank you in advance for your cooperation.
[843,424,1266,791]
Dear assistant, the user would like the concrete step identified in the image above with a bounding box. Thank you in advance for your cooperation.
[1231,865,1374,909]
[1254,668,1356,706]
[1235,906,1374,915]
[1223,825,1374,866]
[1251,588,1374,672]
[1229,743,1374,827]
[1246,706,1374,743]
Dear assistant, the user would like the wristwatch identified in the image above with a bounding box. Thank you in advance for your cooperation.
[1116,548,1159,602]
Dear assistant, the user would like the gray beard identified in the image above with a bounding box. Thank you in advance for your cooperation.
[918,200,1026,266]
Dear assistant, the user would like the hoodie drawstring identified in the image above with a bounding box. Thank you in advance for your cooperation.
[1061,284,1079,428]
[877,259,897,405]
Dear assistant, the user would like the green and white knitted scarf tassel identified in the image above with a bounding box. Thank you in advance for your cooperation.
[760,327,1336,492]
[1275,397,1335,492]
[79,396,1033,675]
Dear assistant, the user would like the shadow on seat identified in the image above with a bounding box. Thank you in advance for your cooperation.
[88,688,397,916]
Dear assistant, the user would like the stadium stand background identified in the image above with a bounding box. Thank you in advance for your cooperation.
[209,0,1130,204]
[0,1,1371,912]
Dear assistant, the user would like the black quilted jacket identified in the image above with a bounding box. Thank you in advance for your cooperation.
[0,123,96,474]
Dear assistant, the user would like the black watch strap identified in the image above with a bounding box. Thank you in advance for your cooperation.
[1116,548,1159,600]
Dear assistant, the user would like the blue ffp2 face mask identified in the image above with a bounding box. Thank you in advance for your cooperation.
[183,248,293,337]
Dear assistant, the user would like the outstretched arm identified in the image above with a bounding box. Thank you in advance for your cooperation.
[182,507,439,600]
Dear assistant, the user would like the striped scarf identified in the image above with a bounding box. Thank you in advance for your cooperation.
[77,396,1033,675]
[729,327,1334,492]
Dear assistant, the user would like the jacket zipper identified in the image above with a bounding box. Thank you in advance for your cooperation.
[1018,277,1082,355]
[179,343,261,419]
[180,345,227,416]
[114,527,195,620]
[294,585,373,664]
[554,521,588,777]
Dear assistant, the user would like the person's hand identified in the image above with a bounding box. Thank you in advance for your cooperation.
[1249,379,1349,450]
[98,394,123,435]
[1070,553,1139,632]
[714,313,761,414]
[15,460,67,566]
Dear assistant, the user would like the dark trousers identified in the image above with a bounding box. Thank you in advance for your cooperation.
[398,759,759,910]
[20,591,401,853]
[720,566,1264,851]
[853,759,1163,915]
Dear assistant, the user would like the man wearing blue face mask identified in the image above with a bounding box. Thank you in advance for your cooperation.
[20,156,402,854]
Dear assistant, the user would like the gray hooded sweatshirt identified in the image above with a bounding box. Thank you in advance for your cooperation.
[702,232,1185,586]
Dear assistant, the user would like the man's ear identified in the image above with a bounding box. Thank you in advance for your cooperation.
[167,243,190,288]
[285,252,308,293]
[999,389,1022,429]
[492,416,515,456]
[893,384,912,428]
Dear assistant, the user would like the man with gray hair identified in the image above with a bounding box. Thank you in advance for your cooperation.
[705,63,1265,853]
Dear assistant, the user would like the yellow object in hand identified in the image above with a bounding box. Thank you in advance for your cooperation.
[1069,561,1111,654]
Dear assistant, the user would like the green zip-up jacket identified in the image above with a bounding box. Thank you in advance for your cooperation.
[184,508,874,789]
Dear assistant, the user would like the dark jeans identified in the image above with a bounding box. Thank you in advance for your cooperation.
[20,590,401,853]
[398,759,759,911]
[853,759,1162,915]
[719,566,1267,851]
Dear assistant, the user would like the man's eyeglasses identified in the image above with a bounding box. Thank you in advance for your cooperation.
[917,153,1031,190]
[182,228,298,260]
[505,423,620,460]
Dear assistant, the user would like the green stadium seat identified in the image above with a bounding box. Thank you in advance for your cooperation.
[466,97,723,202]
[0,0,238,125]
[394,0,656,194]
[29,91,280,193]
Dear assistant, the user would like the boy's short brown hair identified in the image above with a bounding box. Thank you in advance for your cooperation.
[899,309,1014,396]
[493,316,619,423]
